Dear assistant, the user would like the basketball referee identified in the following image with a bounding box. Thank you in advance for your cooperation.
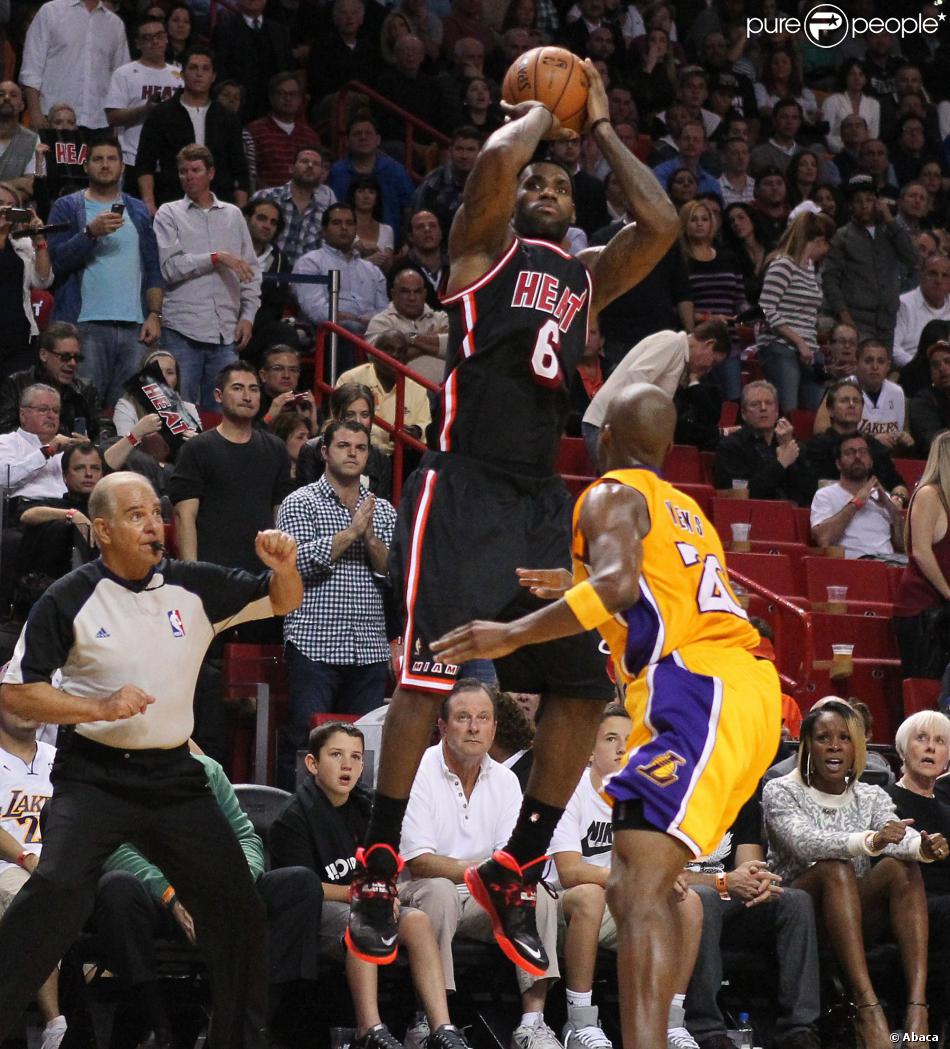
[0,472,303,1049]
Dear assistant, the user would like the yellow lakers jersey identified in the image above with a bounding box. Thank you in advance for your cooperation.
[571,467,761,683]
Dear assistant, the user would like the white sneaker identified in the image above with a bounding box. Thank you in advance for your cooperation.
[40,1017,67,1049]
[561,1006,613,1049]
[404,1018,430,1049]
[511,1017,565,1049]
[667,1027,700,1049]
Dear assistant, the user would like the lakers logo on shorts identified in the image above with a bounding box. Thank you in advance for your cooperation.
[636,750,687,787]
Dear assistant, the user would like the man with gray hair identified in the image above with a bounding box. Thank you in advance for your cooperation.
[0,383,74,510]
[713,379,817,504]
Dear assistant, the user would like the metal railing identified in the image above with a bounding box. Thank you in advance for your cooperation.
[334,81,451,176]
[312,322,441,504]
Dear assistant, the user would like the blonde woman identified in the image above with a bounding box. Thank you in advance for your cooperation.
[756,208,835,411]
[764,699,941,1048]
[679,198,745,399]
[894,429,950,677]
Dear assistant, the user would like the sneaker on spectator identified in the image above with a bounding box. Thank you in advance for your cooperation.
[424,1024,471,1049]
[403,1016,430,1049]
[562,1006,613,1049]
[511,1017,564,1049]
[345,843,404,964]
[465,851,548,976]
[40,1017,67,1049]
[355,1024,405,1049]
[667,1027,700,1049]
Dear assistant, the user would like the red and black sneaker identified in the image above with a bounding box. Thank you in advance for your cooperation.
[464,850,549,977]
[344,843,404,965]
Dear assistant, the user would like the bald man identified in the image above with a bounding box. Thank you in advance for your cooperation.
[0,472,303,1049]
[433,384,782,1049]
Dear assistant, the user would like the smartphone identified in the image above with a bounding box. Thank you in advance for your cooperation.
[5,208,30,223]
[111,203,125,216]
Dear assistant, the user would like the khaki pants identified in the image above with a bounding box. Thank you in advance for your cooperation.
[399,878,560,993]
[0,865,29,917]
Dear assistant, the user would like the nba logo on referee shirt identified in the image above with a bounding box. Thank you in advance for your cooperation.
[167,610,186,637]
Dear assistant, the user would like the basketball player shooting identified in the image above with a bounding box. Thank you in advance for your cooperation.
[432,384,782,1049]
[346,59,680,978]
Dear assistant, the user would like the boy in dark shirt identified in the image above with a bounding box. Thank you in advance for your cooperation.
[269,723,470,1049]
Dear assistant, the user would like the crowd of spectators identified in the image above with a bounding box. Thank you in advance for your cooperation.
[4,0,950,1047]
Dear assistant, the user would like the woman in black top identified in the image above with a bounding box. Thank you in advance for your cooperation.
[0,183,52,378]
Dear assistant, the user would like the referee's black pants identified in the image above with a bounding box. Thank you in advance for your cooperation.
[0,736,270,1049]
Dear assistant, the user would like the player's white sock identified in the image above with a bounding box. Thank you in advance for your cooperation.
[668,994,686,1030]
[521,1012,543,1029]
[566,989,593,1011]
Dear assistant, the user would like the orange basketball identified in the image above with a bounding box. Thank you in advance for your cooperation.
[501,46,590,134]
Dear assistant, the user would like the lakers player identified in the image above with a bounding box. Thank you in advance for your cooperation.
[432,383,782,1049]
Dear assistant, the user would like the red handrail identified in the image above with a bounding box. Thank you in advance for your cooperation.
[334,81,451,176]
[312,322,441,504]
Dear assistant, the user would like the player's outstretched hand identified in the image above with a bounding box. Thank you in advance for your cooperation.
[431,620,518,663]
[256,529,298,571]
[500,99,577,141]
[516,566,573,600]
[581,59,609,131]
[101,685,156,721]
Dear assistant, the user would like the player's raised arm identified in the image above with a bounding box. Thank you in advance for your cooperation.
[575,61,679,315]
[447,102,569,289]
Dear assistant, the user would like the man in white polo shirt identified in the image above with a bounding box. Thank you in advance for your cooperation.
[0,384,74,514]
[893,254,950,368]
[398,680,563,1049]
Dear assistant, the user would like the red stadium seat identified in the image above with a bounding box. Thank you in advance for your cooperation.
[903,678,941,717]
[802,557,895,616]
[726,551,801,599]
[808,612,900,663]
[556,436,594,476]
[699,451,716,485]
[788,409,816,441]
[199,409,222,430]
[223,643,288,784]
[894,458,925,491]
[793,508,813,544]
[719,402,738,429]
[309,712,359,729]
[663,445,703,483]
[678,483,714,517]
[712,498,801,543]
[796,661,903,742]
[744,541,810,594]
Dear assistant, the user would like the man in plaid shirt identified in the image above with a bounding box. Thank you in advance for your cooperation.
[251,147,336,265]
[275,419,396,787]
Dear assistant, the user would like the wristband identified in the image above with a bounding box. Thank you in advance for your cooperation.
[864,831,879,854]
[161,885,177,908]
[15,850,29,868]
[563,579,614,630]
[589,117,611,134]
[33,241,47,251]
[39,444,53,460]
[126,432,141,448]
[850,497,865,510]
[64,508,75,523]
[210,251,219,266]
[715,871,730,899]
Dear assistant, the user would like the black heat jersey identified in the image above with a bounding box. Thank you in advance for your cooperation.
[438,235,593,474]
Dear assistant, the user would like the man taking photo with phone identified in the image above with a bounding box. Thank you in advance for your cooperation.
[47,138,164,408]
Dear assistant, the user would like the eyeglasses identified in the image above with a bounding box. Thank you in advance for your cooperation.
[266,364,301,374]
[22,404,60,415]
[46,349,84,363]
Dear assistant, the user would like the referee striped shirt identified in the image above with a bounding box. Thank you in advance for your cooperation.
[757,255,823,355]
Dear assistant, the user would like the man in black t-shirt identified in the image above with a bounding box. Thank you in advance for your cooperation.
[169,361,293,574]
[168,360,294,756]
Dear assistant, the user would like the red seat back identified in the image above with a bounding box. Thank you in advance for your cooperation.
[726,551,799,597]
[555,437,594,476]
[903,678,941,717]
[712,497,801,543]
[663,445,703,483]
[894,458,925,491]
[802,557,894,613]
